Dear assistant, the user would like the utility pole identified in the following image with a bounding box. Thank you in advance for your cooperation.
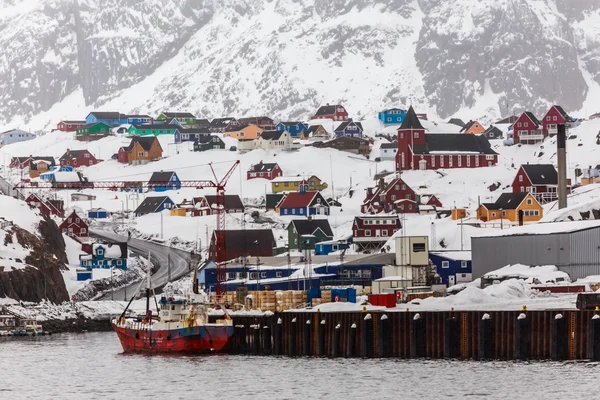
[160,212,164,239]
[168,253,172,282]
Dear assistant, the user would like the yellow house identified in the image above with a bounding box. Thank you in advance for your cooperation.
[451,208,467,220]
[477,193,543,223]
[170,208,188,217]
[271,175,328,193]
[224,124,263,140]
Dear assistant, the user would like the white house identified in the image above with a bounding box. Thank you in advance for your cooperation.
[238,130,298,152]
[0,129,36,146]
[379,142,398,160]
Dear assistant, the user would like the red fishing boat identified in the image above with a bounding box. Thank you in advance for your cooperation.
[111,264,233,354]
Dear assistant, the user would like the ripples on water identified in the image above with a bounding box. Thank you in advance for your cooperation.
[0,332,597,400]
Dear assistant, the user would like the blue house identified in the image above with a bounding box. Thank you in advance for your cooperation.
[276,121,308,138]
[134,196,175,216]
[40,165,73,182]
[147,171,181,192]
[334,120,364,138]
[85,111,127,126]
[378,108,407,126]
[79,243,128,270]
[174,128,211,143]
[278,189,330,216]
[314,237,353,255]
[125,115,153,125]
[429,251,472,287]
[88,208,108,219]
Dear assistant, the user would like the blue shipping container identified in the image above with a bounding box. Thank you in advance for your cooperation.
[331,288,357,303]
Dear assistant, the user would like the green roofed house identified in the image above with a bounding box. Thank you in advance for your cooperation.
[287,219,334,251]
[156,112,197,127]
[128,125,177,137]
[266,193,285,211]
[75,122,111,141]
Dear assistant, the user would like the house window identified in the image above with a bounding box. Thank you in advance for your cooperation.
[89,160,93,165]
[457,156,462,167]
[432,156,435,168]
[97,249,104,255]
[414,132,419,138]
[276,272,282,278]
[365,230,371,236]
[517,123,522,127]
[461,261,467,269]
[524,122,528,127]
[387,117,391,122]
[400,133,404,139]
[519,175,523,182]
[449,157,453,167]
[81,228,86,234]
[382,229,388,236]
[68,218,72,223]
[442,261,449,268]
[292,209,295,214]
[492,212,496,217]
[250,272,257,279]
[400,205,404,210]
[475,157,479,167]
[466,156,470,167]
[440,156,444,167]
[76,218,80,223]
[547,116,551,121]
[486,155,494,161]
[98,260,104,266]
[117,260,123,266]
[501,211,506,217]
[284,209,288,215]
[553,116,557,121]
[391,195,396,201]
[405,194,411,200]
[261,272,267,278]
[84,153,89,158]
[527,199,532,205]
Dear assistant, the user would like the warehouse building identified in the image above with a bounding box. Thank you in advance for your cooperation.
[472,220,600,280]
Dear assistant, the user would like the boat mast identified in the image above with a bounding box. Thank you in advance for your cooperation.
[146,251,152,314]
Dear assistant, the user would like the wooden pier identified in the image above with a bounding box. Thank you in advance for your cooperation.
[214,309,600,360]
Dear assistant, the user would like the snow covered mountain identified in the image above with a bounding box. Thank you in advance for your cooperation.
[3,0,600,129]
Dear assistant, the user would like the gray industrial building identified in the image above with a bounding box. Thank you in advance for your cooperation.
[472,220,600,280]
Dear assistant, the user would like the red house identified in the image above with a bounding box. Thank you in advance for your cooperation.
[209,229,275,263]
[59,149,99,168]
[57,120,86,132]
[541,105,572,136]
[395,106,498,171]
[9,156,55,169]
[511,164,570,204]
[311,104,349,122]
[247,162,283,180]
[25,194,64,217]
[420,194,443,208]
[237,117,276,130]
[352,216,401,251]
[59,211,89,237]
[361,177,417,214]
[511,112,543,144]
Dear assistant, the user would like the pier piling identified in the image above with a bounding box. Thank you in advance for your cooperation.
[445,314,460,359]
[478,314,493,360]
[588,315,600,361]
[253,325,260,355]
[332,324,341,358]
[289,318,297,357]
[361,313,373,358]
[551,314,567,361]
[378,314,389,358]
[348,323,357,357]
[514,312,530,360]
[318,320,326,357]
[411,314,425,358]
[274,318,282,356]
[263,325,272,355]
[303,320,311,356]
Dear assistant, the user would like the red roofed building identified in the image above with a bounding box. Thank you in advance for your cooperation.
[361,176,417,214]
[311,104,349,122]
[277,188,330,216]
[59,211,89,237]
[511,112,543,144]
[57,120,86,132]
[541,105,572,136]
[247,162,283,180]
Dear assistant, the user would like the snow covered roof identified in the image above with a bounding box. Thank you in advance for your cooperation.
[93,243,126,258]
[53,171,81,182]
[375,275,411,282]
[272,176,304,183]
[430,251,471,261]
[475,220,600,238]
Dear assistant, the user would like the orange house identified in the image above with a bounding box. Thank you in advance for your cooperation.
[477,193,543,223]
[119,136,163,165]
[223,124,263,140]
[460,120,486,135]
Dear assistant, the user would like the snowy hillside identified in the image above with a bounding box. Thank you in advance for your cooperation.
[4,0,600,131]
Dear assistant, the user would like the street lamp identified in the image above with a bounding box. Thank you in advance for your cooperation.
[254,240,260,291]
[349,170,356,189]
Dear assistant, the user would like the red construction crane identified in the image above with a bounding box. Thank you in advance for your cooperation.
[13,160,240,297]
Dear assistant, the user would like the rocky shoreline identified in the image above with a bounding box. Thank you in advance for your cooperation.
[43,317,113,334]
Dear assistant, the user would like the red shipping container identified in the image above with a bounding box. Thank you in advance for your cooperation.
[369,294,396,308]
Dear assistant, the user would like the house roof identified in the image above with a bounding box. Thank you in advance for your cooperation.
[211,118,236,128]
[290,219,333,237]
[313,136,370,149]
[523,112,541,127]
[260,130,285,140]
[124,136,159,152]
[224,123,251,132]
[279,121,303,126]
[460,120,480,133]
[195,118,211,125]
[266,193,285,208]
[53,171,82,183]
[353,216,401,229]
[160,112,196,119]
[194,135,222,144]
[412,134,498,155]
[495,115,518,124]
[249,162,279,173]
[484,125,503,137]
[149,171,177,183]
[380,142,398,149]
[278,191,325,209]
[447,118,466,128]
[202,195,244,211]
[399,106,424,130]
[521,164,558,185]
[475,220,600,238]
[492,193,531,210]
[306,125,326,134]
[88,111,123,119]
[79,123,109,130]
[135,196,172,214]
[14,156,55,164]
[335,121,363,132]
[176,128,211,135]
[213,230,275,252]
[59,150,92,160]
[238,116,274,124]
[313,105,339,116]
[93,243,127,259]
[125,114,152,119]
[61,120,86,124]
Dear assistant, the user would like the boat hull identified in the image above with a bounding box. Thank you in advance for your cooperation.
[112,323,233,354]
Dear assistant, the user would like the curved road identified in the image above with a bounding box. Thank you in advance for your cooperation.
[91,229,195,301]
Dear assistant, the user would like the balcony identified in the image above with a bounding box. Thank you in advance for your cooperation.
[519,134,544,141]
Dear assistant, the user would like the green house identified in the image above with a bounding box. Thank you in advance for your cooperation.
[75,122,111,136]
[193,136,226,152]
[128,125,177,137]
[287,219,334,251]
[156,112,197,127]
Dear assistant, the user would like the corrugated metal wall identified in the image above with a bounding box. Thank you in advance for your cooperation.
[472,226,600,280]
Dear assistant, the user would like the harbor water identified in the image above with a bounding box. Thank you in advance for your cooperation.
[0,332,597,399]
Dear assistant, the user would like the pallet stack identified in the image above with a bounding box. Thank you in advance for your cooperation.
[277,290,307,311]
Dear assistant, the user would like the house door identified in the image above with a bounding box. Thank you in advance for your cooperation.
[419,159,427,170]
[375,229,380,237]
[449,275,455,286]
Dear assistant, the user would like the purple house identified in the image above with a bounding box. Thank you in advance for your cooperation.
[334,120,363,138]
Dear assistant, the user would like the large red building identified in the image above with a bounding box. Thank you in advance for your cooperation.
[541,105,571,136]
[57,120,86,132]
[511,164,570,204]
[361,177,417,214]
[311,104,349,122]
[209,229,275,263]
[352,216,401,251]
[511,112,543,144]
[395,106,498,171]
[59,211,89,237]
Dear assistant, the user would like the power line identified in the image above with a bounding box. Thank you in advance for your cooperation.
[92,160,235,181]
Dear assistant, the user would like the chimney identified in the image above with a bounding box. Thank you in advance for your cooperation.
[378,178,385,190]
[557,124,567,209]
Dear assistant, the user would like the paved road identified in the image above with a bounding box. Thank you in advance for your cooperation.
[91,229,195,301]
